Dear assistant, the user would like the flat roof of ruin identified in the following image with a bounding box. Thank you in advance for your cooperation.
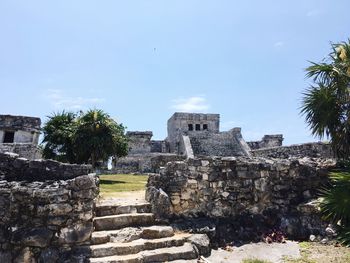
[0,114,41,131]
[169,112,220,119]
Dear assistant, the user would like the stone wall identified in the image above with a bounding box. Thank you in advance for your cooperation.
[188,128,251,157]
[146,156,335,238]
[150,140,169,153]
[126,131,153,154]
[150,140,163,153]
[0,143,42,160]
[247,135,283,150]
[0,115,41,132]
[251,142,333,159]
[112,153,185,174]
[0,152,98,262]
[0,115,41,145]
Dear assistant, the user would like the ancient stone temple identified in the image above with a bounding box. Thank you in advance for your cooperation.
[0,114,42,160]
[112,112,287,173]
[167,112,221,154]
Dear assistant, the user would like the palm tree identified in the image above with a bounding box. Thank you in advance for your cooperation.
[41,111,77,163]
[73,109,128,168]
[301,40,350,245]
[301,40,350,159]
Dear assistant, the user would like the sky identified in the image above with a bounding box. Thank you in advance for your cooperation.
[0,0,349,145]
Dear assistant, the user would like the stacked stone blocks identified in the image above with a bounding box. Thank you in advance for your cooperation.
[146,156,335,219]
[0,152,98,262]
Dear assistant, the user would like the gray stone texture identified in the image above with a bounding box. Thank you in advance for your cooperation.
[0,115,41,144]
[167,112,220,154]
[146,156,336,238]
[126,131,153,154]
[251,142,333,159]
[247,134,284,150]
[188,128,251,157]
[0,143,42,160]
[0,152,91,181]
[0,152,99,261]
[0,114,42,160]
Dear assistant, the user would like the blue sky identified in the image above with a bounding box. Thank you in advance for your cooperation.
[0,1,349,145]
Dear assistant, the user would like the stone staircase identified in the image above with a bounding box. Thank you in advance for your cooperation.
[87,200,205,263]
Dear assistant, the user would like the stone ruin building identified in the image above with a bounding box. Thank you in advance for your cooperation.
[0,112,336,261]
[0,114,42,160]
[112,112,287,173]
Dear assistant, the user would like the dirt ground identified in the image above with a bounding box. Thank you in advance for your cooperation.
[173,242,350,263]
[98,189,146,200]
[284,242,350,263]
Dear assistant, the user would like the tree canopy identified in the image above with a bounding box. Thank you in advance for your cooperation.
[42,111,77,163]
[42,109,128,168]
[301,39,350,159]
[302,40,350,246]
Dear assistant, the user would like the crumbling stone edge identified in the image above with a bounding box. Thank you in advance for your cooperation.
[146,156,336,245]
[0,152,99,262]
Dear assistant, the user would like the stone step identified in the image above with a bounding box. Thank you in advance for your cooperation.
[94,213,155,231]
[89,242,196,263]
[96,202,151,217]
[92,226,175,245]
[89,234,191,258]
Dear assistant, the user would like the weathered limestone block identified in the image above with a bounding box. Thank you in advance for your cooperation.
[58,222,93,244]
[72,174,97,190]
[0,152,98,261]
[254,178,267,191]
[146,183,172,218]
[37,203,73,216]
[202,173,209,181]
[11,228,53,247]
[170,194,181,205]
[187,179,198,188]
[251,142,333,159]
[73,200,94,212]
[78,211,94,221]
[146,156,335,222]
[188,234,211,257]
[72,189,96,199]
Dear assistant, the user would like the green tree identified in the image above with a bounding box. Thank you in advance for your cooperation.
[73,109,128,168]
[301,39,350,246]
[41,109,128,168]
[301,40,350,158]
[41,111,77,163]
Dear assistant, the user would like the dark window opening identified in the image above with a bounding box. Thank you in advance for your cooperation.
[188,124,193,131]
[203,124,208,130]
[195,124,201,131]
[3,131,15,143]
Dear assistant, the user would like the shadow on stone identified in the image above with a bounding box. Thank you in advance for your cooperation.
[99,179,126,185]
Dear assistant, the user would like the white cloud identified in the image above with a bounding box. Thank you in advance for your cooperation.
[46,89,105,110]
[171,96,210,112]
[273,41,284,48]
[306,9,323,17]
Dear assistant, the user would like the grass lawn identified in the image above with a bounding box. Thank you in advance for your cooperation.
[99,174,149,198]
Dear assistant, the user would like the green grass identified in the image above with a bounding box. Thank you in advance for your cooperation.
[242,259,271,263]
[299,242,311,249]
[99,174,148,195]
